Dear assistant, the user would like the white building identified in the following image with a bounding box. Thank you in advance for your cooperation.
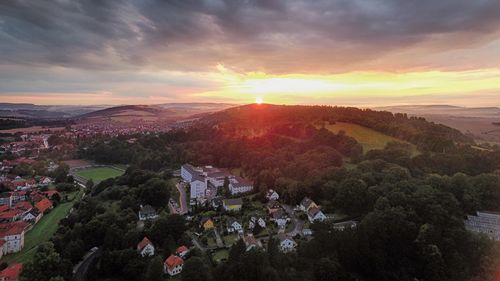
[164,255,184,276]
[229,177,254,195]
[137,237,155,257]
[266,189,280,201]
[278,234,297,253]
[464,211,500,241]
[0,222,27,254]
[307,207,327,223]
[227,219,243,234]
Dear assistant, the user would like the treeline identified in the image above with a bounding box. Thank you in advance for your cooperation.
[207,104,472,151]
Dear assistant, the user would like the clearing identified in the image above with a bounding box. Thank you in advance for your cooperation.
[320,122,416,154]
[75,166,124,183]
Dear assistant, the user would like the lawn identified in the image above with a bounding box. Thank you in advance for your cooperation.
[320,122,417,154]
[223,234,238,246]
[75,166,124,183]
[212,249,229,263]
[2,190,84,264]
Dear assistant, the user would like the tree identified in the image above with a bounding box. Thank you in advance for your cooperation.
[182,257,212,281]
[20,243,71,281]
[144,256,164,281]
[138,178,170,208]
[86,179,94,189]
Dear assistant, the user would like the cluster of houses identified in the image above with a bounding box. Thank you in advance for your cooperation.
[0,134,48,159]
[181,164,254,204]
[136,237,190,277]
[0,175,58,257]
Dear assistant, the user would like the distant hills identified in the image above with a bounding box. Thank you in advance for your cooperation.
[0,102,236,122]
[73,103,235,123]
[375,105,500,142]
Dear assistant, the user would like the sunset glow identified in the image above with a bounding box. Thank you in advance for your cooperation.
[1,1,500,106]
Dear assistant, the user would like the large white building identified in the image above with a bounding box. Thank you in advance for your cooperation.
[181,164,254,199]
[464,211,500,241]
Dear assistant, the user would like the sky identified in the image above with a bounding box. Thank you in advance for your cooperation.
[1,0,500,107]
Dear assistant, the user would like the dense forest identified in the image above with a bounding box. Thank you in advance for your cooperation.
[25,105,500,281]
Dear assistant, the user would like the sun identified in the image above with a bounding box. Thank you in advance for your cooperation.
[255,96,263,104]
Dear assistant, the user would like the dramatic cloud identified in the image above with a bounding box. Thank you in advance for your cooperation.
[1,0,500,105]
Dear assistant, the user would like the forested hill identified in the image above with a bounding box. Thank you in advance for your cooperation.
[205,104,472,152]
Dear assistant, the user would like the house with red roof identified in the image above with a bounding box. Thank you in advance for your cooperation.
[175,245,189,258]
[0,263,22,281]
[0,221,29,253]
[35,198,53,214]
[164,255,184,276]
[41,190,61,202]
[0,210,24,223]
[137,237,155,257]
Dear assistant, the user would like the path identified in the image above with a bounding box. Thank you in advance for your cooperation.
[72,248,102,281]
[176,182,188,215]
[214,228,224,248]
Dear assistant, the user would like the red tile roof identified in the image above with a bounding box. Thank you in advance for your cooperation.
[0,205,9,213]
[0,221,29,237]
[175,245,188,255]
[165,255,184,269]
[42,190,60,198]
[0,263,22,281]
[14,201,33,211]
[137,237,153,251]
[0,209,23,220]
[35,198,52,213]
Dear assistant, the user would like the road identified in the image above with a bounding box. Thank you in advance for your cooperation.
[72,248,102,281]
[213,228,224,248]
[176,182,188,215]
[282,204,305,237]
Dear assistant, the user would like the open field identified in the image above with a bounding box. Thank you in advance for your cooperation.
[2,190,84,264]
[75,166,124,182]
[321,122,416,153]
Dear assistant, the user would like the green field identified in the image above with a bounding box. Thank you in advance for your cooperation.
[2,190,84,264]
[212,249,229,263]
[75,166,124,182]
[321,122,416,154]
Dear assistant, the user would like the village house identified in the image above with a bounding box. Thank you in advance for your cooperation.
[242,234,261,251]
[0,221,29,254]
[307,207,327,223]
[34,198,53,215]
[200,217,215,231]
[137,237,155,257]
[271,209,290,227]
[0,193,13,208]
[266,189,280,201]
[22,209,41,223]
[227,218,243,234]
[138,205,158,221]
[223,198,243,211]
[175,245,189,258]
[266,200,281,214]
[0,263,22,281]
[249,217,266,230]
[164,255,184,276]
[38,176,52,187]
[300,197,318,212]
[278,233,297,253]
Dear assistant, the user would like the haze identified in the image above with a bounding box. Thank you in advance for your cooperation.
[1,0,500,106]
